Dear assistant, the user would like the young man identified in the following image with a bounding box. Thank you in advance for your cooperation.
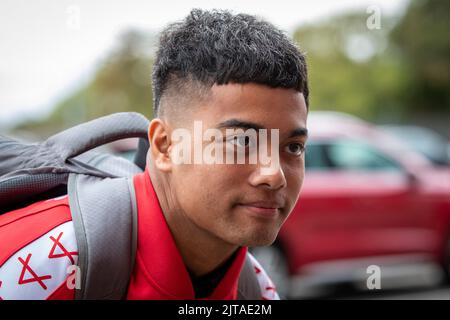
[0,9,309,300]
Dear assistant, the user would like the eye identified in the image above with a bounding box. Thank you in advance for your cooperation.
[285,142,305,156]
[228,135,255,148]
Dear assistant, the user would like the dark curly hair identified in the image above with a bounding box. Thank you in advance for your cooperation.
[152,9,309,116]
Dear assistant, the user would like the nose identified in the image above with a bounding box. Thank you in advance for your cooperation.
[248,163,287,190]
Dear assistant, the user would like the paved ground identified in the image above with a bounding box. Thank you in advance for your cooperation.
[308,284,450,300]
[286,260,450,300]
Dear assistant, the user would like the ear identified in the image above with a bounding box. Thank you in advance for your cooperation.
[148,118,173,172]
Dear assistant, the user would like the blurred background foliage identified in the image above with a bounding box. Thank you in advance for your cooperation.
[14,0,450,138]
[295,0,449,129]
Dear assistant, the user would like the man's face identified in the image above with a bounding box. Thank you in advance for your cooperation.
[167,83,308,247]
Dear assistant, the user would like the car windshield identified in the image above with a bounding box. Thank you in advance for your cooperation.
[306,140,402,171]
[380,126,449,165]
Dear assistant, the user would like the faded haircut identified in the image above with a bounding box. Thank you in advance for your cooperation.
[152,9,309,117]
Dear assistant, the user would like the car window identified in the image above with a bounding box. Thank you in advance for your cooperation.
[327,140,401,171]
[305,143,331,170]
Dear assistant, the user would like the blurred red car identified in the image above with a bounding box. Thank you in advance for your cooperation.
[252,112,450,298]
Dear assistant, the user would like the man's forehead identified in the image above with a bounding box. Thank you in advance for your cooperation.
[204,83,306,115]
[169,82,307,133]
[205,83,307,127]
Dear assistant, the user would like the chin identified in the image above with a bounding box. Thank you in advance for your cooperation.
[233,230,279,247]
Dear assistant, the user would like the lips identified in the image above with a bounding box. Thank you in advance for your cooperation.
[237,200,284,218]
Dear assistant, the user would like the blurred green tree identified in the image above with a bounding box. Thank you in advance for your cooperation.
[293,12,410,121]
[293,0,449,127]
[391,0,450,114]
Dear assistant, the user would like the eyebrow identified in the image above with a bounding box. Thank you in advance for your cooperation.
[288,127,309,138]
[216,118,308,138]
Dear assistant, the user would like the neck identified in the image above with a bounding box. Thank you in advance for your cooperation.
[149,168,239,277]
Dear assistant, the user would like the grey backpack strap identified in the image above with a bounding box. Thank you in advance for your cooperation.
[45,112,149,161]
[0,112,149,213]
[68,173,138,300]
[237,253,262,300]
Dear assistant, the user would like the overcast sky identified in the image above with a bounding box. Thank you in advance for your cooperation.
[0,0,409,129]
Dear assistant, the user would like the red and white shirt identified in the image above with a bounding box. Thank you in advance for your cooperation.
[0,169,279,300]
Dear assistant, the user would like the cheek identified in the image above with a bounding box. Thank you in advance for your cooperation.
[171,166,203,209]
[285,163,305,203]
[172,165,236,210]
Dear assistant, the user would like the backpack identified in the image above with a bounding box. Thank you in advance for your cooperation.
[0,112,261,300]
